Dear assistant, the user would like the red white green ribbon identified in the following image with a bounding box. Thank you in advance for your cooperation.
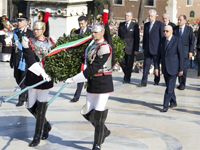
[81,39,95,71]
[42,35,92,66]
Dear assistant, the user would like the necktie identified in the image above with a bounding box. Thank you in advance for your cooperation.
[149,23,153,33]
[165,39,169,50]
[179,27,183,39]
[80,30,83,35]
[125,23,128,29]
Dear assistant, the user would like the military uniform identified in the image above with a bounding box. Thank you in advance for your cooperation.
[0,28,13,61]
[66,21,114,150]
[10,25,34,106]
[24,37,54,90]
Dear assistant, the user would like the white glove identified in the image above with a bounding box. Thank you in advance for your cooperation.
[41,72,51,82]
[28,63,51,82]
[65,72,87,83]
[65,77,74,83]
[22,36,29,48]
[5,38,12,45]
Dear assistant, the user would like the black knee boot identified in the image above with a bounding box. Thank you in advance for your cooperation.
[42,121,52,140]
[92,109,108,150]
[27,102,37,117]
[29,101,48,147]
[81,106,110,144]
[27,102,51,140]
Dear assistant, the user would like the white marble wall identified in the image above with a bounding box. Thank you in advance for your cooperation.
[166,0,177,24]
[29,3,89,39]
[0,0,7,16]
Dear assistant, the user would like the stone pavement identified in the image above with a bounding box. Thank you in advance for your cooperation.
[0,61,200,150]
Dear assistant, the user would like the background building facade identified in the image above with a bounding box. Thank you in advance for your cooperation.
[112,0,200,24]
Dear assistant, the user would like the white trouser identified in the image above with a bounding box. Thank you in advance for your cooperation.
[26,89,49,108]
[2,54,11,62]
[83,92,109,114]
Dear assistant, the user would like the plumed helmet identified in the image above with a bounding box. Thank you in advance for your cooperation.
[34,8,51,37]
[91,24,104,32]
[33,20,46,30]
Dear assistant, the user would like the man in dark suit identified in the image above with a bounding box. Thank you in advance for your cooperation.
[71,16,91,102]
[10,14,34,106]
[118,11,139,83]
[74,16,90,35]
[173,14,194,90]
[139,9,164,86]
[162,13,176,28]
[155,25,184,112]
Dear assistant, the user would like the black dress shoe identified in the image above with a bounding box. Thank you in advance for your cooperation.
[123,81,130,84]
[162,107,168,112]
[170,103,177,108]
[154,82,159,85]
[138,83,147,87]
[177,85,185,90]
[179,85,185,90]
[70,98,79,103]
[16,101,24,107]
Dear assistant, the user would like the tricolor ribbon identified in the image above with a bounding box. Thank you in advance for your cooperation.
[42,35,92,67]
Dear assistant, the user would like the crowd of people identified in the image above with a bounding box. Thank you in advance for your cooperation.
[0,7,199,149]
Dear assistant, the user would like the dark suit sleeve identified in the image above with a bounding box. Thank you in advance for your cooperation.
[134,23,139,52]
[159,22,164,39]
[189,27,194,54]
[118,23,122,39]
[155,40,162,69]
[143,24,147,50]
[178,39,184,71]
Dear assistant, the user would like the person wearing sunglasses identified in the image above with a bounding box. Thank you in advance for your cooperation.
[155,25,184,112]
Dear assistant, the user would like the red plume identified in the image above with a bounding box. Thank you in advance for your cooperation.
[44,8,51,23]
[102,9,109,25]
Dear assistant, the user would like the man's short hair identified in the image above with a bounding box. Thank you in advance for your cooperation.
[125,11,133,16]
[179,14,187,20]
[148,9,157,16]
[78,16,87,22]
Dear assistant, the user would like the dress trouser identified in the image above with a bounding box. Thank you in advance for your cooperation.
[14,66,28,102]
[119,53,134,82]
[178,58,188,87]
[163,72,177,108]
[73,82,84,100]
[141,54,160,84]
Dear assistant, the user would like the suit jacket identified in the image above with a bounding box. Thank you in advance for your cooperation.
[156,35,184,75]
[118,21,139,55]
[173,25,194,58]
[168,21,176,28]
[143,20,164,56]
[74,27,91,34]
